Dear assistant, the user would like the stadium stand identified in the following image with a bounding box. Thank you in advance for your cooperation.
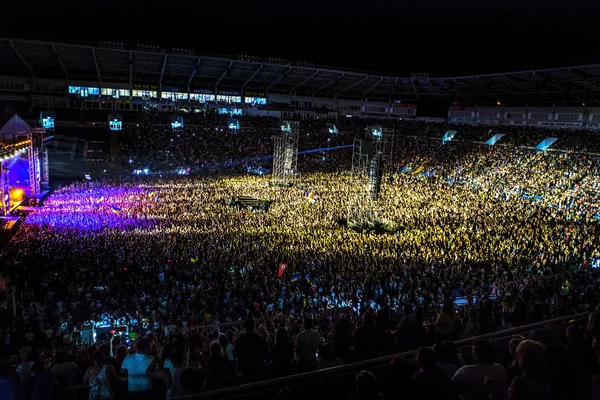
[2,37,600,400]
[0,38,600,124]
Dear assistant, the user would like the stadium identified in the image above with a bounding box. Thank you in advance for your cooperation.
[1,33,600,400]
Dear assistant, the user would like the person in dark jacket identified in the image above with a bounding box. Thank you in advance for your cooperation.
[413,347,454,400]
[234,318,268,383]
[353,312,380,361]
[507,340,552,400]
[269,328,294,377]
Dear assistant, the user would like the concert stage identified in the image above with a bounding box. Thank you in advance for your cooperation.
[0,189,50,247]
[9,189,51,215]
[0,115,50,220]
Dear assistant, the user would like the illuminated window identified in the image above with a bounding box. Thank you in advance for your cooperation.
[132,90,157,98]
[244,97,266,105]
[101,88,131,98]
[190,94,215,102]
[216,95,241,103]
[69,86,99,97]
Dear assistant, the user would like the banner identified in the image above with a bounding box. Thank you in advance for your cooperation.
[449,117,478,123]
[218,89,241,96]
[191,87,214,94]
[244,91,265,98]
[449,118,600,130]
[162,86,184,92]
[529,121,583,127]
[412,165,425,175]
[133,84,158,90]
[449,105,476,111]
[278,263,287,278]
[392,103,416,109]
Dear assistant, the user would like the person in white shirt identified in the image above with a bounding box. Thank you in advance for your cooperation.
[121,338,154,399]
[453,339,508,400]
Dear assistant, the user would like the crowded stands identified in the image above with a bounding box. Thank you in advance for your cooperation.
[2,113,600,399]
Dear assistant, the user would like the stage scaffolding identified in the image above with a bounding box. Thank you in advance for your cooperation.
[0,115,50,215]
[28,127,48,196]
[272,121,299,185]
[0,166,9,216]
[347,126,394,225]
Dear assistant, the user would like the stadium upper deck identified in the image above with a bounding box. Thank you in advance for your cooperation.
[1,37,600,105]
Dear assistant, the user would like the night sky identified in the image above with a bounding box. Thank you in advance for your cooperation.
[2,0,599,76]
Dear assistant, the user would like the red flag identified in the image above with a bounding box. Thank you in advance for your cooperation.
[278,263,287,278]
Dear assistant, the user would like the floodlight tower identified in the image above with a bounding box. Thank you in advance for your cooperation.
[272,121,299,185]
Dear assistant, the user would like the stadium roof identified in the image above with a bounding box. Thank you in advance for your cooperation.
[1,37,600,105]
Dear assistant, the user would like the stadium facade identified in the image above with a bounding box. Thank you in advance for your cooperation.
[0,38,599,127]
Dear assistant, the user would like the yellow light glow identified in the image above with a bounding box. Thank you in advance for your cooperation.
[9,188,24,203]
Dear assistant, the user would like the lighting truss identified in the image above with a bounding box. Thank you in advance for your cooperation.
[0,166,9,216]
[368,154,382,200]
[28,127,49,196]
[347,127,395,224]
[272,121,299,185]
[350,127,394,195]
[41,145,49,186]
[0,139,30,161]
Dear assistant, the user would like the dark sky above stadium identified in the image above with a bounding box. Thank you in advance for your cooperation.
[2,0,599,76]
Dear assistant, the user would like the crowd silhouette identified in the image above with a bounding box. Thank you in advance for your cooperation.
[1,114,600,399]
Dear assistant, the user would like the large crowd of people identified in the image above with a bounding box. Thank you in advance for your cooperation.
[1,114,600,399]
